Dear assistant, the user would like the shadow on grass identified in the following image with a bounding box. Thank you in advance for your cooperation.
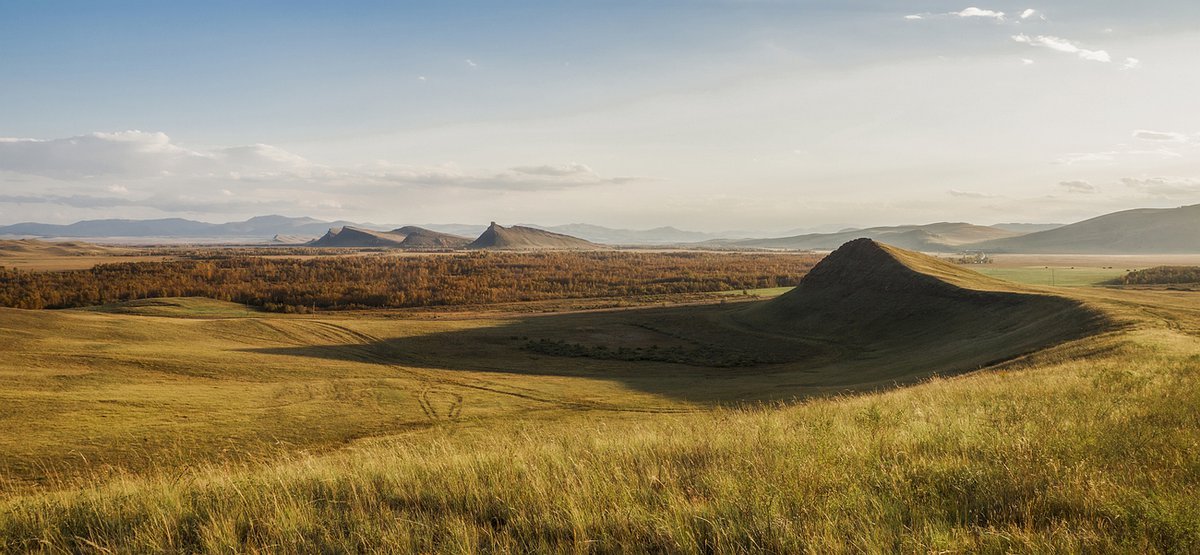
[242,295,1104,404]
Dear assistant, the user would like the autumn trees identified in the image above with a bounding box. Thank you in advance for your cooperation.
[0,251,817,311]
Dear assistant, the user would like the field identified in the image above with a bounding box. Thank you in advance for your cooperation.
[0,245,1198,551]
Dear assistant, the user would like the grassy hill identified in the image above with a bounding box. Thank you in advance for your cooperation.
[0,242,1197,551]
[970,204,1200,254]
[731,222,1021,251]
[741,239,1104,381]
[467,222,601,249]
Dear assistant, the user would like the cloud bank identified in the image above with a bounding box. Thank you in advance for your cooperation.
[0,131,645,215]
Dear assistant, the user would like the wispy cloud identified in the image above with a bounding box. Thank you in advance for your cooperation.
[1011,34,1110,63]
[1122,177,1200,198]
[1056,148,1182,165]
[1058,180,1098,194]
[1132,129,1190,142]
[0,131,650,215]
[905,6,1007,21]
[948,189,999,199]
[0,131,316,179]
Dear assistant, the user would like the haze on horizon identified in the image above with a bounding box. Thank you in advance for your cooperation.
[2,0,1199,232]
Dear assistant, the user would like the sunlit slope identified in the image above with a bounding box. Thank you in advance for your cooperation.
[969,203,1200,254]
[742,238,1107,379]
[0,239,123,257]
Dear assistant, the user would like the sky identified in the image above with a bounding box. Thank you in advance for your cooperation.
[2,0,1200,232]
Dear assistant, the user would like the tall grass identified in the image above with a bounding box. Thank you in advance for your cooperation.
[3,331,1197,553]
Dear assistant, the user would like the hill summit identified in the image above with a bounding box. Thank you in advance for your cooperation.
[467,222,600,250]
[746,238,1104,372]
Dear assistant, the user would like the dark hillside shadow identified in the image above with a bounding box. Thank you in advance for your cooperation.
[243,297,1104,404]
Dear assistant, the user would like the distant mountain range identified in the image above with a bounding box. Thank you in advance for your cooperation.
[0,216,831,245]
[0,216,729,245]
[989,223,1064,233]
[969,204,1200,254]
[723,222,1022,252]
[3,204,1197,253]
[0,215,376,241]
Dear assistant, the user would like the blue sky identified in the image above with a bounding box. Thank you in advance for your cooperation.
[2,1,1200,230]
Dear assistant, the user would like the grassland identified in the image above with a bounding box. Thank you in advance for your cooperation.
[0,245,1198,552]
[972,266,1127,287]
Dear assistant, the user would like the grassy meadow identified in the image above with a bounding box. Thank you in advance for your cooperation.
[0,249,1198,552]
[972,266,1128,287]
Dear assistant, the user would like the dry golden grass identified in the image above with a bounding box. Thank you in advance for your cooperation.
[0,244,1197,552]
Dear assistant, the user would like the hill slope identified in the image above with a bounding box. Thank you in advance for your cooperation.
[388,226,472,248]
[969,204,1200,253]
[521,223,719,244]
[467,222,601,249]
[730,222,1020,251]
[744,238,1104,376]
[309,227,408,247]
[0,238,122,257]
[309,226,470,248]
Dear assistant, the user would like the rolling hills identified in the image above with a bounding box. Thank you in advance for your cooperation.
[466,222,601,249]
[968,203,1200,254]
[729,222,1021,251]
[0,238,122,257]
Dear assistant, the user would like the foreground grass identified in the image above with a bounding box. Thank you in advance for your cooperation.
[3,328,1197,553]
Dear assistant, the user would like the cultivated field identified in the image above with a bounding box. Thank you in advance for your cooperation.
[0,244,1197,552]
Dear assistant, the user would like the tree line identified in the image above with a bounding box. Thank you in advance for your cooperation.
[1115,266,1200,286]
[0,251,818,311]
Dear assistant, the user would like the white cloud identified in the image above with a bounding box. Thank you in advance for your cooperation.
[957,7,1005,20]
[1055,152,1116,165]
[904,7,1006,22]
[1021,58,1035,65]
[0,130,315,179]
[1122,177,1200,198]
[510,163,593,177]
[1012,34,1111,63]
[0,131,648,215]
[1132,129,1189,142]
[1056,148,1182,165]
[362,162,641,191]
[1019,9,1045,20]
[1058,180,1098,194]
[465,59,477,67]
[1122,57,1141,70]
[948,189,999,199]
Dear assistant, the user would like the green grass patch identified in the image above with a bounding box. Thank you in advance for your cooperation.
[973,266,1129,287]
